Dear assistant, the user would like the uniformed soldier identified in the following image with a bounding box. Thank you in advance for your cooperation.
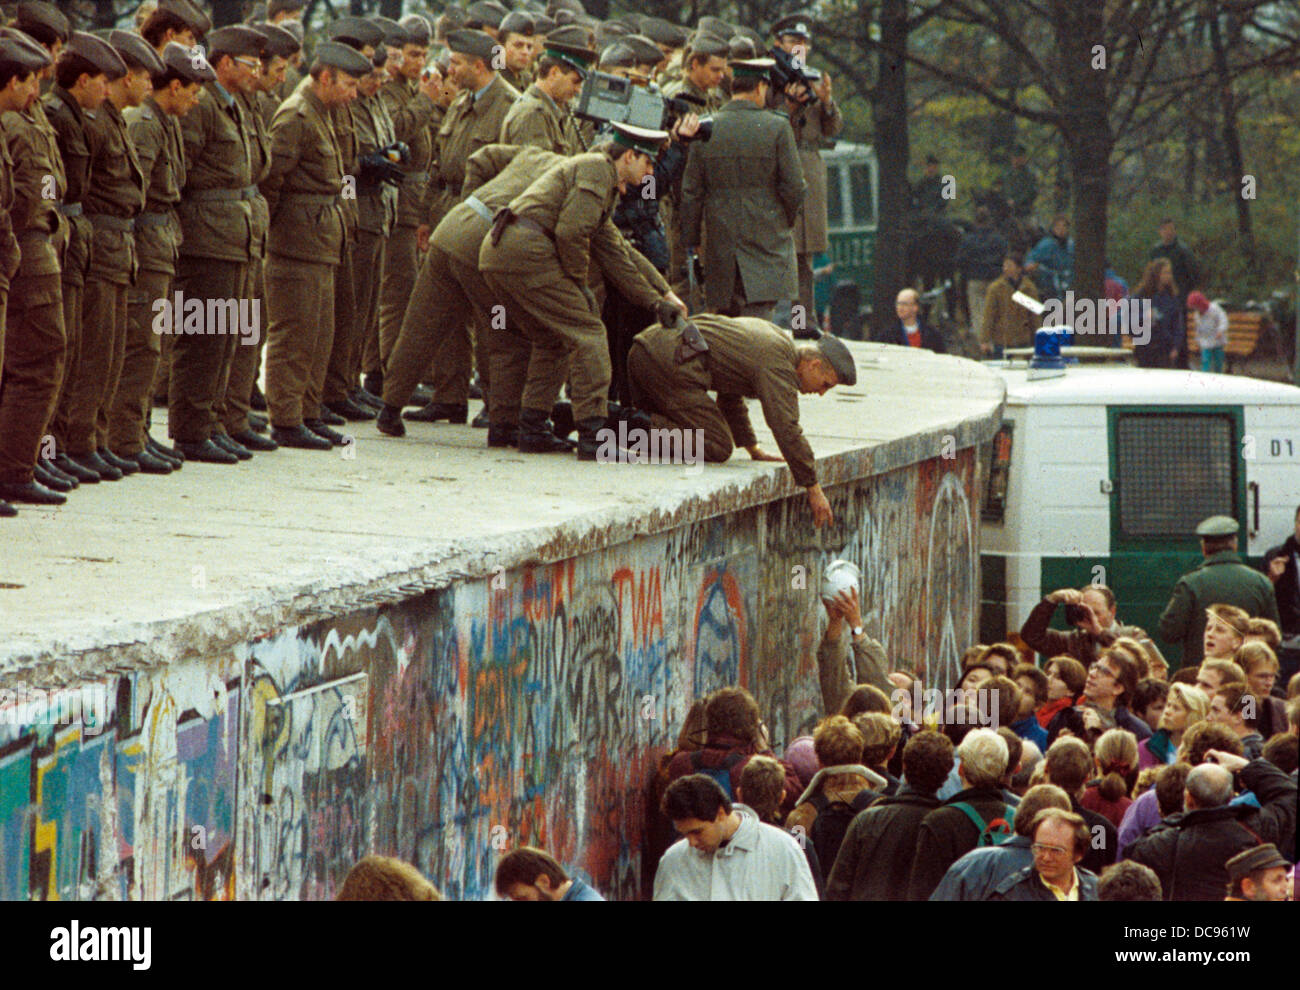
[169,25,262,465]
[139,0,210,50]
[69,32,146,479]
[497,10,537,93]
[266,0,305,100]
[0,31,59,511]
[478,123,685,459]
[465,1,510,40]
[262,40,372,451]
[403,28,519,426]
[911,154,947,216]
[640,17,689,87]
[1158,516,1282,667]
[680,57,805,320]
[498,28,590,155]
[43,33,127,481]
[769,14,841,331]
[369,12,439,398]
[628,314,853,527]
[109,42,212,476]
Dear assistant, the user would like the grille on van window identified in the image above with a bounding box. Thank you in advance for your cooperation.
[1115,413,1236,537]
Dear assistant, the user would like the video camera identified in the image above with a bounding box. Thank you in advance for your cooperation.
[574,70,713,142]
[769,46,820,105]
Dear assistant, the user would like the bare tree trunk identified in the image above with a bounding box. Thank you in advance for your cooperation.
[1207,8,1257,268]
[870,0,910,341]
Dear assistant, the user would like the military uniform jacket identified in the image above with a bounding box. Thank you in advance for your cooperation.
[83,100,144,284]
[663,76,723,114]
[480,152,664,308]
[43,87,94,287]
[680,99,805,310]
[501,66,532,94]
[635,314,818,486]
[0,119,19,290]
[354,91,398,237]
[1157,551,1282,665]
[377,76,436,228]
[428,74,519,226]
[437,143,563,266]
[330,100,359,240]
[499,83,583,155]
[785,97,841,254]
[179,81,256,263]
[237,91,272,260]
[264,86,346,266]
[3,106,65,280]
[124,96,185,276]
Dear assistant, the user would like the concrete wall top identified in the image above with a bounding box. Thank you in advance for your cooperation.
[0,344,1005,681]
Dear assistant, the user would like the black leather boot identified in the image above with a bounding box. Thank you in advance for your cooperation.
[517,407,574,453]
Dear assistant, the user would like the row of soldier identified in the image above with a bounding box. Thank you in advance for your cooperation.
[0,0,854,529]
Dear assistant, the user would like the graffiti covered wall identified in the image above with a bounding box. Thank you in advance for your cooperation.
[0,447,983,902]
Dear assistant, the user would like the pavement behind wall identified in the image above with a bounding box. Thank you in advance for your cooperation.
[0,342,1005,679]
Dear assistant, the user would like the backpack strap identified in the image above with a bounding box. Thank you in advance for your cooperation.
[951,801,988,834]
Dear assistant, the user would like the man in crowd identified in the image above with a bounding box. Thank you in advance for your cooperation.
[978,250,1038,357]
[1098,860,1163,901]
[987,809,1100,900]
[1149,217,1201,298]
[1040,736,1118,875]
[888,287,945,352]
[1025,212,1073,301]
[1262,505,1300,683]
[494,846,604,901]
[1020,583,1142,667]
[1044,646,1150,745]
[954,208,1006,345]
[1222,844,1291,902]
[1208,682,1266,759]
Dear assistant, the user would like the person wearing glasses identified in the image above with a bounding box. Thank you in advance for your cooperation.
[987,808,1099,900]
[1045,646,1152,747]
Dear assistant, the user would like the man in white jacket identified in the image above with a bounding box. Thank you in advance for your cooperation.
[653,773,819,901]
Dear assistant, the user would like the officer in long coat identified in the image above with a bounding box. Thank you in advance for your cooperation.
[679,58,804,320]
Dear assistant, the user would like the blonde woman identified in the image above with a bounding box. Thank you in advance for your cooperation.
[1138,683,1209,769]
[1203,604,1250,660]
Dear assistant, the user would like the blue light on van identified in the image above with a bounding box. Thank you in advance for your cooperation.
[1028,328,1069,380]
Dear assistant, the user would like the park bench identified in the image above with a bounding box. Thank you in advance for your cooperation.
[1119,308,1273,372]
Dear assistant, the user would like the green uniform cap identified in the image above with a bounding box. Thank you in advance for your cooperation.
[815,334,857,386]
[445,28,498,61]
[729,56,775,78]
[1196,515,1239,538]
[609,120,669,158]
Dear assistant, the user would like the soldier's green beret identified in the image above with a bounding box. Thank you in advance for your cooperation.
[311,39,375,77]
[698,16,735,39]
[465,1,509,29]
[329,16,385,50]
[729,56,775,78]
[548,0,587,16]
[13,1,69,45]
[399,14,432,47]
[206,25,267,59]
[533,13,556,35]
[108,29,166,74]
[621,33,664,65]
[609,121,668,158]
[1196,516,1239,538]
[249,22,301,58]
[65,31,129,79]
[815,334,858,387]
[267,1,305,18]
[598,41,635,70]
[499,11,535,37]
[159,40,215,83]
[640,18,689,49]
[771,13,814,39]
[728,35,759,61]
[370,16,411,48]
[593,21,629,49]
[687,33,730,59]
[445,28,498,61]
[150,0,211,38]
[0,29,52,74]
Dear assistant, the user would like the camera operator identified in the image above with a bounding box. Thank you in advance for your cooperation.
[1020,585,1146,667]
[768,15,841,334]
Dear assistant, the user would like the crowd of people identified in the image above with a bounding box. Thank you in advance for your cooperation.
[1,0,862,524]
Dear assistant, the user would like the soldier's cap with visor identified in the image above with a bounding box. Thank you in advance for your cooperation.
[63,31,129,80]
[149,0,212,39]
[1196,516,1239,538]
[249,22,301,59]
[267,0,306,17]
[771,13,814,40]
[12,1,70,45]
[205,25,267,60]
[542,26,597,76]
[398,14,432,47]
[607,121,669,159]
[329,16,385,51]
[108,30,166,75]
[0,29,52,74]
[498,11,536,37]
[369,16,411,49]
[444,28,499,62]
[160,40,216,83]
[811,334,857,386]
[311,39,376,77]
[687,33,730,60]
[465,1,510,29]
[729,57,776,79]
[1225,844,1289,885]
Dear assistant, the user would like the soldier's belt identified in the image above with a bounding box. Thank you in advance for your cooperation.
[55,201,83,218]
[279,193,340,206]
[464,196,493,222]
[87,214,135,232]
[188,185,260,202]
[514,215,555,243]
[135,211,173,228]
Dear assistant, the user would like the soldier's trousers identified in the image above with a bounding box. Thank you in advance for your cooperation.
[374,222,417,375]
[0,272,66,484]
[110,268,169,454]
[67,276,127,456]
[349,230,385,388]
[429,258,493,409]
[265,254,335,427]
[481,270,610,423]
[601,288,655,409]
[168,256,246,444]
[218,257,265,436]
[626,341,733,464]
[382,245,473,411]
[796,251,816,328]
[49,279,82,452]
[323,235,358,406]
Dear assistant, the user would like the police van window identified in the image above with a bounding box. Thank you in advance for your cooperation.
[826,164,844,228]
[1115,413,1236,537]
[849,162,875,226]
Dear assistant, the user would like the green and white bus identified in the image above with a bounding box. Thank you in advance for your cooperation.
[815,142,877,335]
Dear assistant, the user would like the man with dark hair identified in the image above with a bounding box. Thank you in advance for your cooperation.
[496,10,537,92]
[499,30,587,153]
[978,250,1037,356]
[1045,646,1151,746]
[494,846,604,901]
[1159,515,1281,667]
[910,154,946,216]
[1126,748,1297,900]
[139,0,209,50]
[1021,583,1142,668]
[987,809,1100,900]
[1098,860,1163,901]
[653,773,817,900]
[740,754,824,896]
[1261,505,1300,684]
[1148,217,1200,297]
[827,730,955,900]
[1208,683,1265,759]
[1040,736,1118,876]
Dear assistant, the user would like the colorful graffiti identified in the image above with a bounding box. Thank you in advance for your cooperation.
[0,454,982,901]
